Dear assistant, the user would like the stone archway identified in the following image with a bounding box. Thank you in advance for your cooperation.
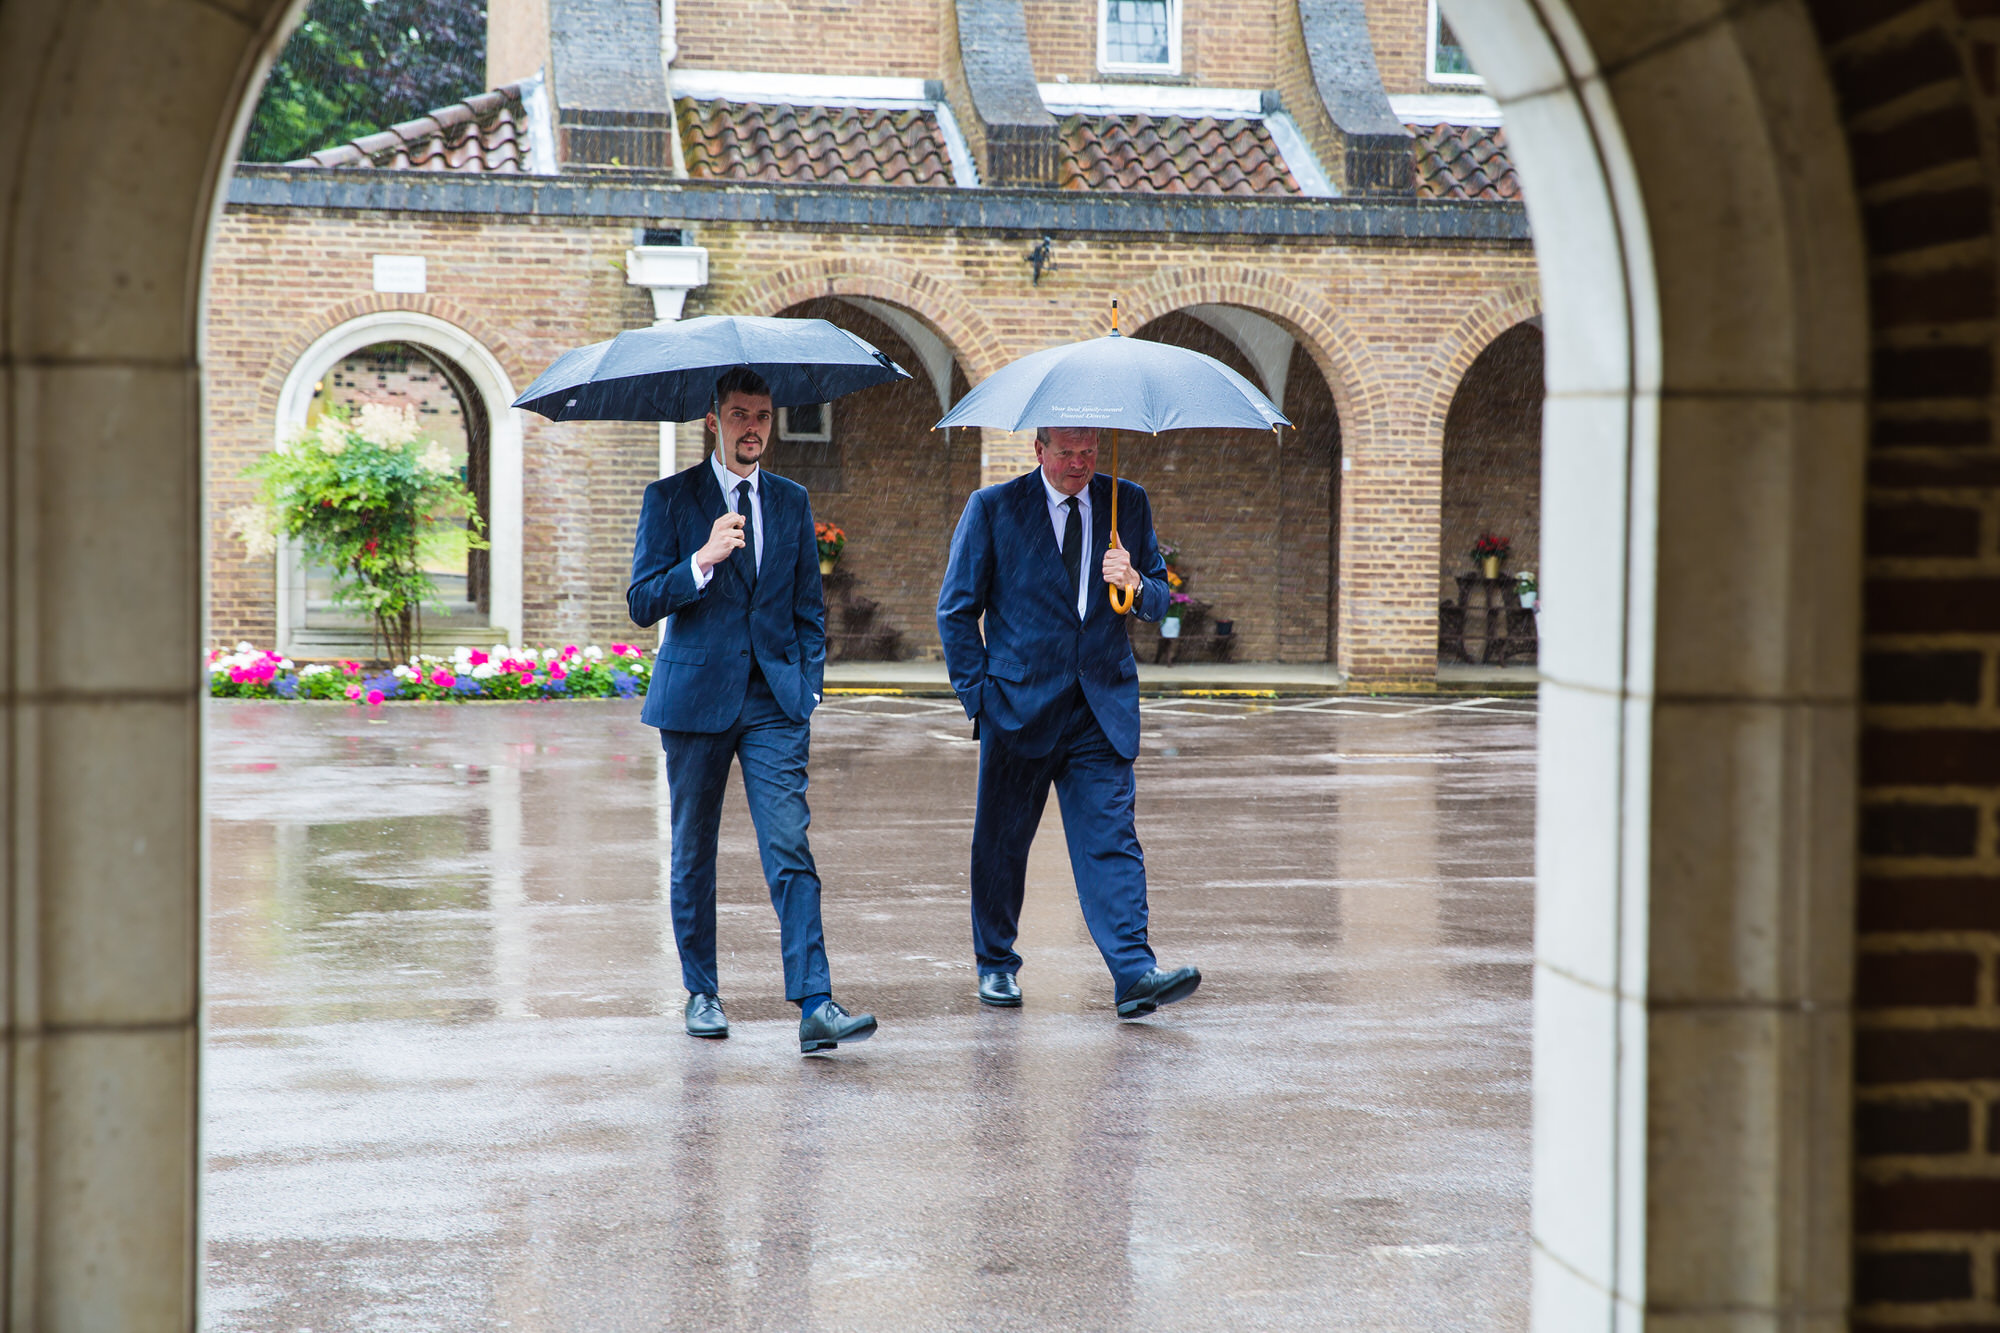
[0,1,1875,1328]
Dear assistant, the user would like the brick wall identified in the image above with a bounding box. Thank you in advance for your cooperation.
[672,0,943,78]
[1439,321,1540,600]
[1365,0,1437,96]
[1812,0,2000,1324]
[207,205,1533,675]
[206,209,657,651]
[1020,0,1290,88]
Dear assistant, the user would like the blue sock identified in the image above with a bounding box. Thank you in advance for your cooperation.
[797,992,831,1013]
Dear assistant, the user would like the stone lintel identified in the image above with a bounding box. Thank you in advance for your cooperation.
[226,167,1532,243]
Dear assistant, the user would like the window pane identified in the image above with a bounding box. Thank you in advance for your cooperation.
[1434,13,1476,77]
[1105,0,1171,66]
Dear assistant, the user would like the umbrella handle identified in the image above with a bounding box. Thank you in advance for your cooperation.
[1108,429,1135,615]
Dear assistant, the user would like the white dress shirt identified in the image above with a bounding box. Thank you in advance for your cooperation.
[1040,470,1092,619]
[691,452,763,589]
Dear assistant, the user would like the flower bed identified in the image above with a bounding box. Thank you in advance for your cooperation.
[209,643,654,703]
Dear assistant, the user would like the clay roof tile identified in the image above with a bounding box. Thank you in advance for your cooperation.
[287,84,533,173]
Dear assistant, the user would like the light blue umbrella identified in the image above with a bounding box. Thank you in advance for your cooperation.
[933,326,1289,434]
[935,306,1290,611]
[514,314,909,422]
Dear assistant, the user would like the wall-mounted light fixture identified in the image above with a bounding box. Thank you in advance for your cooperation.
[1027,235,1058,285]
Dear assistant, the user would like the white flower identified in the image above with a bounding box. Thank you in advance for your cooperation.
[392,664,416,679]
[235,642,253,654]
[418,441,454,476]
[491,643,511,658]
[584,646,604,660]
[227,506,278,559]
[356,401,422,448]
[471,662,498,680]
[453,646,473,662]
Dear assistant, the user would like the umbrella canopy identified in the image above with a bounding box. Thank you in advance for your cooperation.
[934,332,1289,433]
[513,315,911,422]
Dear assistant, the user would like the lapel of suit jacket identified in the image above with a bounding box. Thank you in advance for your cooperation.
[1010,471,1077,617]
[747,475,782,605]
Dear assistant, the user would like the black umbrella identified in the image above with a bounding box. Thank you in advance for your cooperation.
[513,315,911,422]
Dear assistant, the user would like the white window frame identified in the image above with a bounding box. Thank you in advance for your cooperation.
[1426,0,1485,87]
[1097,0,1182,77]
[778,403,833,443]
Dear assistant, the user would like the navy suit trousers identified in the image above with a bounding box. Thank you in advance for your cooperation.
[659,669,831,1001]
[971,686,1157,997]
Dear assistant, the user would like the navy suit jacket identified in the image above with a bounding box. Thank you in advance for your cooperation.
[626,460,826,732]
[937,470,1170,760]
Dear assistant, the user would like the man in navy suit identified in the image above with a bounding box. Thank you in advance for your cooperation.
[627,367,877,1055]
[937,426,1202,1018]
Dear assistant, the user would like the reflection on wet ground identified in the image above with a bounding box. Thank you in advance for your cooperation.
[206,694,1535,1331]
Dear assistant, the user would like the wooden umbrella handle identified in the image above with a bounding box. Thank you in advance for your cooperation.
[1108,429,1134,614]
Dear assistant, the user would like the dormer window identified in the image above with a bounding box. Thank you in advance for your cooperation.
[1099,0,1180,75]
[1428,0,1483,86]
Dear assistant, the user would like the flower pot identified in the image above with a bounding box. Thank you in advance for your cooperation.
[1520,591,1538,611]
[819,558,835,575]
[1160,616,1182,639]
[1213,619,1234,637]
[1481,556,1500,579]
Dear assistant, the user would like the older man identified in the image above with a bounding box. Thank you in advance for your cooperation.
[936,426,1202,1017]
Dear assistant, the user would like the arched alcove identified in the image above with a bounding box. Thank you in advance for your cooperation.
[271,311,525,651]
[1439,321,1544,666]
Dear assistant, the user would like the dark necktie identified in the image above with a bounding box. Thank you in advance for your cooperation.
[1061,496,1082,612]
[736,480,757,585]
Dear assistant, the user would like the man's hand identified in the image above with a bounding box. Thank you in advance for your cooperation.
[1101,545,1142,591]
[695,512,746,574]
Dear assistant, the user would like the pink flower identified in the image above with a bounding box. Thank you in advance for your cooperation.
[345,685,362,701]
[340,660,362,677]
[520,671,534,685]
[549,663,568,681]
[468,650,489,667]
[366,689,385,706]
[561,644,580,661]
[430,670,455,689]
[610,643,633,656]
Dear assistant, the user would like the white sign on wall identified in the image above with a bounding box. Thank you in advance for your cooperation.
[372,255,427,293]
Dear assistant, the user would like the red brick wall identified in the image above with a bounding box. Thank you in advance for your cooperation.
[1021,0,1291,87]
[1812,0,2000,1323]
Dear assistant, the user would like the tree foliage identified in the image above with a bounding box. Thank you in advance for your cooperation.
[237,403,487,663]
[240,0,488,163]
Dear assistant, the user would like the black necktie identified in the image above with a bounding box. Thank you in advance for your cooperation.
[1061,496,1082,611]
[736,480,757,584]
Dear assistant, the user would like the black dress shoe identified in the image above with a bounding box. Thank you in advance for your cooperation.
[1115,965,1202,1018]
[685,992,728,1039]
[978,973,1023,1007]
[799,999,877,1053]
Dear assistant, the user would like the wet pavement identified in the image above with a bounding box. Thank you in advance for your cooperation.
[205,694,1536,1332]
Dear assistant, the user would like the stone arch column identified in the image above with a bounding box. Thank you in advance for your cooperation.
[1444,0,1866,1326]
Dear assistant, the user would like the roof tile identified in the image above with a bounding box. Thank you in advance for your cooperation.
[678,99,956,187]
[289,85,532,172]
[1409,123,1520,202]
[1057,113,1300,196]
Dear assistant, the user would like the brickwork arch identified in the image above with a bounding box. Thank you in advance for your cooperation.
[253,293,529,425]
[722,259,1008,383]
[1419,279,1541,437]
[1118,266,1382,433]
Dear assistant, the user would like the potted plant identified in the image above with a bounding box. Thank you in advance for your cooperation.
[1472,532,1511,580]
[237,402,485,663]
[1516,570,1538,610]
[1160,545,1187,637]
[815,521,846,575]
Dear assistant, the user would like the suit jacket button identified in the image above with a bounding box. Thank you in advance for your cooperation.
[741,649,749,657]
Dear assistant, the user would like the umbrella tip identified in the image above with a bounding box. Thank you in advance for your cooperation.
[1111,297,1120,336]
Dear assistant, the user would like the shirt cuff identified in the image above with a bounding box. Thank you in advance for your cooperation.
[690,553,713,590]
